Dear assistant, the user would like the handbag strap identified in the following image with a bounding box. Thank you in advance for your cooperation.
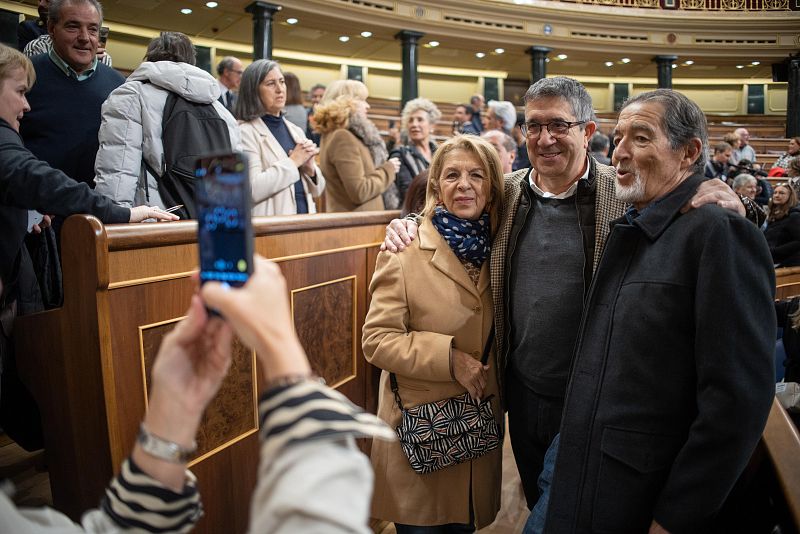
[389,325,495,411]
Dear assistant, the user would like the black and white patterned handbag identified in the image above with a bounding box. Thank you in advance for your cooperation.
[390,329,501,474]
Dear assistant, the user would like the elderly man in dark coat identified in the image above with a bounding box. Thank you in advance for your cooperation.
[543,90,776,534]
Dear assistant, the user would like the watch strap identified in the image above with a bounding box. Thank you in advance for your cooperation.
[137,423,197,464]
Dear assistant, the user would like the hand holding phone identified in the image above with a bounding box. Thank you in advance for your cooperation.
[196,152,254,289]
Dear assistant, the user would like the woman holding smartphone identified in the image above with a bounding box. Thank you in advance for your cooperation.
[236,60,325,216]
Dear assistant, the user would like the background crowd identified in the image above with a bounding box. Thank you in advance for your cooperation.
[1,0,798,533]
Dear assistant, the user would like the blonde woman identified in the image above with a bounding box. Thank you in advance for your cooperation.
[314,81,400,211]
[363,135,505,532]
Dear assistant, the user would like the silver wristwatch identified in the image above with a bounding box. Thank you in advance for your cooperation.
[137,424,197,464]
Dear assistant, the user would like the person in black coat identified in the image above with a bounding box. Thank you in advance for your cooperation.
[764,183,800,267]
[543,90,775,534]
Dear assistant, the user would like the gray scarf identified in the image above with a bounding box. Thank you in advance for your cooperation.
[348,113,400,209]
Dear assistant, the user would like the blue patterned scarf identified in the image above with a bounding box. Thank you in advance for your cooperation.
[431,206,491,267]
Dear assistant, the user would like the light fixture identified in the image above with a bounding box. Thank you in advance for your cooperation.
[361,31,372,38]
[339,35,350,42]
[621,57,631,64]
[428,41,439,47]
[205,1,218,7]
[495,48,505,54]
[475,52,486,58]
[545,58,550,63]
[605,61,614,67]
[672,64,677,69]
[180,8,192,14]
[751,61,760,66]
[286,17,298,24]
[557,53,568,60]
[736,65,744,69]
[684,60,694,65]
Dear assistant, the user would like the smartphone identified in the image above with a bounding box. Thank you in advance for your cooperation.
[99,26,109,47]
[195,152,253,288]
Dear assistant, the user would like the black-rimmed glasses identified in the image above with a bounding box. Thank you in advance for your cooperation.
[521,120,587,139]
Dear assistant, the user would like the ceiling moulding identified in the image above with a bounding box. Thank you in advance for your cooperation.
[274,49,509,79]
[290,0,794,42]
[479,0,795,20]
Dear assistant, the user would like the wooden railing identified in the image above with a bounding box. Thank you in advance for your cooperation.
[14,212,395,530]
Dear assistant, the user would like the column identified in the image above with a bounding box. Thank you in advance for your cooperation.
[788,57,800,138]
[528,46,551,83]
[245,2,281,60]
[395,30,424,108]
[653,55,678,89]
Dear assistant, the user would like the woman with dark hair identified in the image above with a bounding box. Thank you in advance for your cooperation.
[775,136,800,171]
[400,169,428,218]
[236,60,325,216]
[94,32,240,208]
[281,72,307,132]
[764,183,800,267]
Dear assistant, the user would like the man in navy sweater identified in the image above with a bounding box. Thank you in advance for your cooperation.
[19,0,123,189]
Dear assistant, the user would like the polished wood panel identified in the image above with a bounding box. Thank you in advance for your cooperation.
[776,267,800,300]
[293,276,357,389]
[761,399,800,528]
[14,212,395,529]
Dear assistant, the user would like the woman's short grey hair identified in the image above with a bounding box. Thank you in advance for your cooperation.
[524,77,595,124]
[487,100,516,133]
[235,59,281,121]
[621,89,708,174]
[732,173,756,190]
[145,32,196,65]
[49,0,103,25]
[400,97,441,132]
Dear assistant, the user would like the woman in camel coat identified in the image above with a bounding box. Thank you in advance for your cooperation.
[313,81,400,212]
[363,135,505,532]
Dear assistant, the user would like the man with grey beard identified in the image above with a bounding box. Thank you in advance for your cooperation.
[381,78,747,509]
[540,89,775,534]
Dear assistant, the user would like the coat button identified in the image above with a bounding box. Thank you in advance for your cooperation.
[473,305,482,313]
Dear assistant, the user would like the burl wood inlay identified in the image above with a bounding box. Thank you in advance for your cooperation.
[141,322,256,459]
[292,277,356,386]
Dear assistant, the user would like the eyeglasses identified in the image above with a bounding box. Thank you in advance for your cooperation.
[231,69,244,75]
[521,120,586,139]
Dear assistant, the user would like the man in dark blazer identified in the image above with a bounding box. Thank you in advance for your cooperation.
[543,90,776,534]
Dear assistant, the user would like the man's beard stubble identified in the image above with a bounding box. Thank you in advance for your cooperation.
[614,169,646,205]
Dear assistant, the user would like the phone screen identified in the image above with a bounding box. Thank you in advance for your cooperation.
[196,153,253,287]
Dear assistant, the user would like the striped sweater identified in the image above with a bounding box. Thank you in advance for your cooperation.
[0,380,394,533]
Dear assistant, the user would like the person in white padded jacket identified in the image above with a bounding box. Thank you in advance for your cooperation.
[93,31,240,209]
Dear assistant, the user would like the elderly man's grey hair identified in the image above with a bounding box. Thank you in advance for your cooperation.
[216,56,239,76]
[49,0,103,25]
[523,76,595,124]
[621,89,708,174]
[732,173,757,191]
[400,98,442,133]
[235,59,281,121]
[487,100,516,134]
[482,129,516,154]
